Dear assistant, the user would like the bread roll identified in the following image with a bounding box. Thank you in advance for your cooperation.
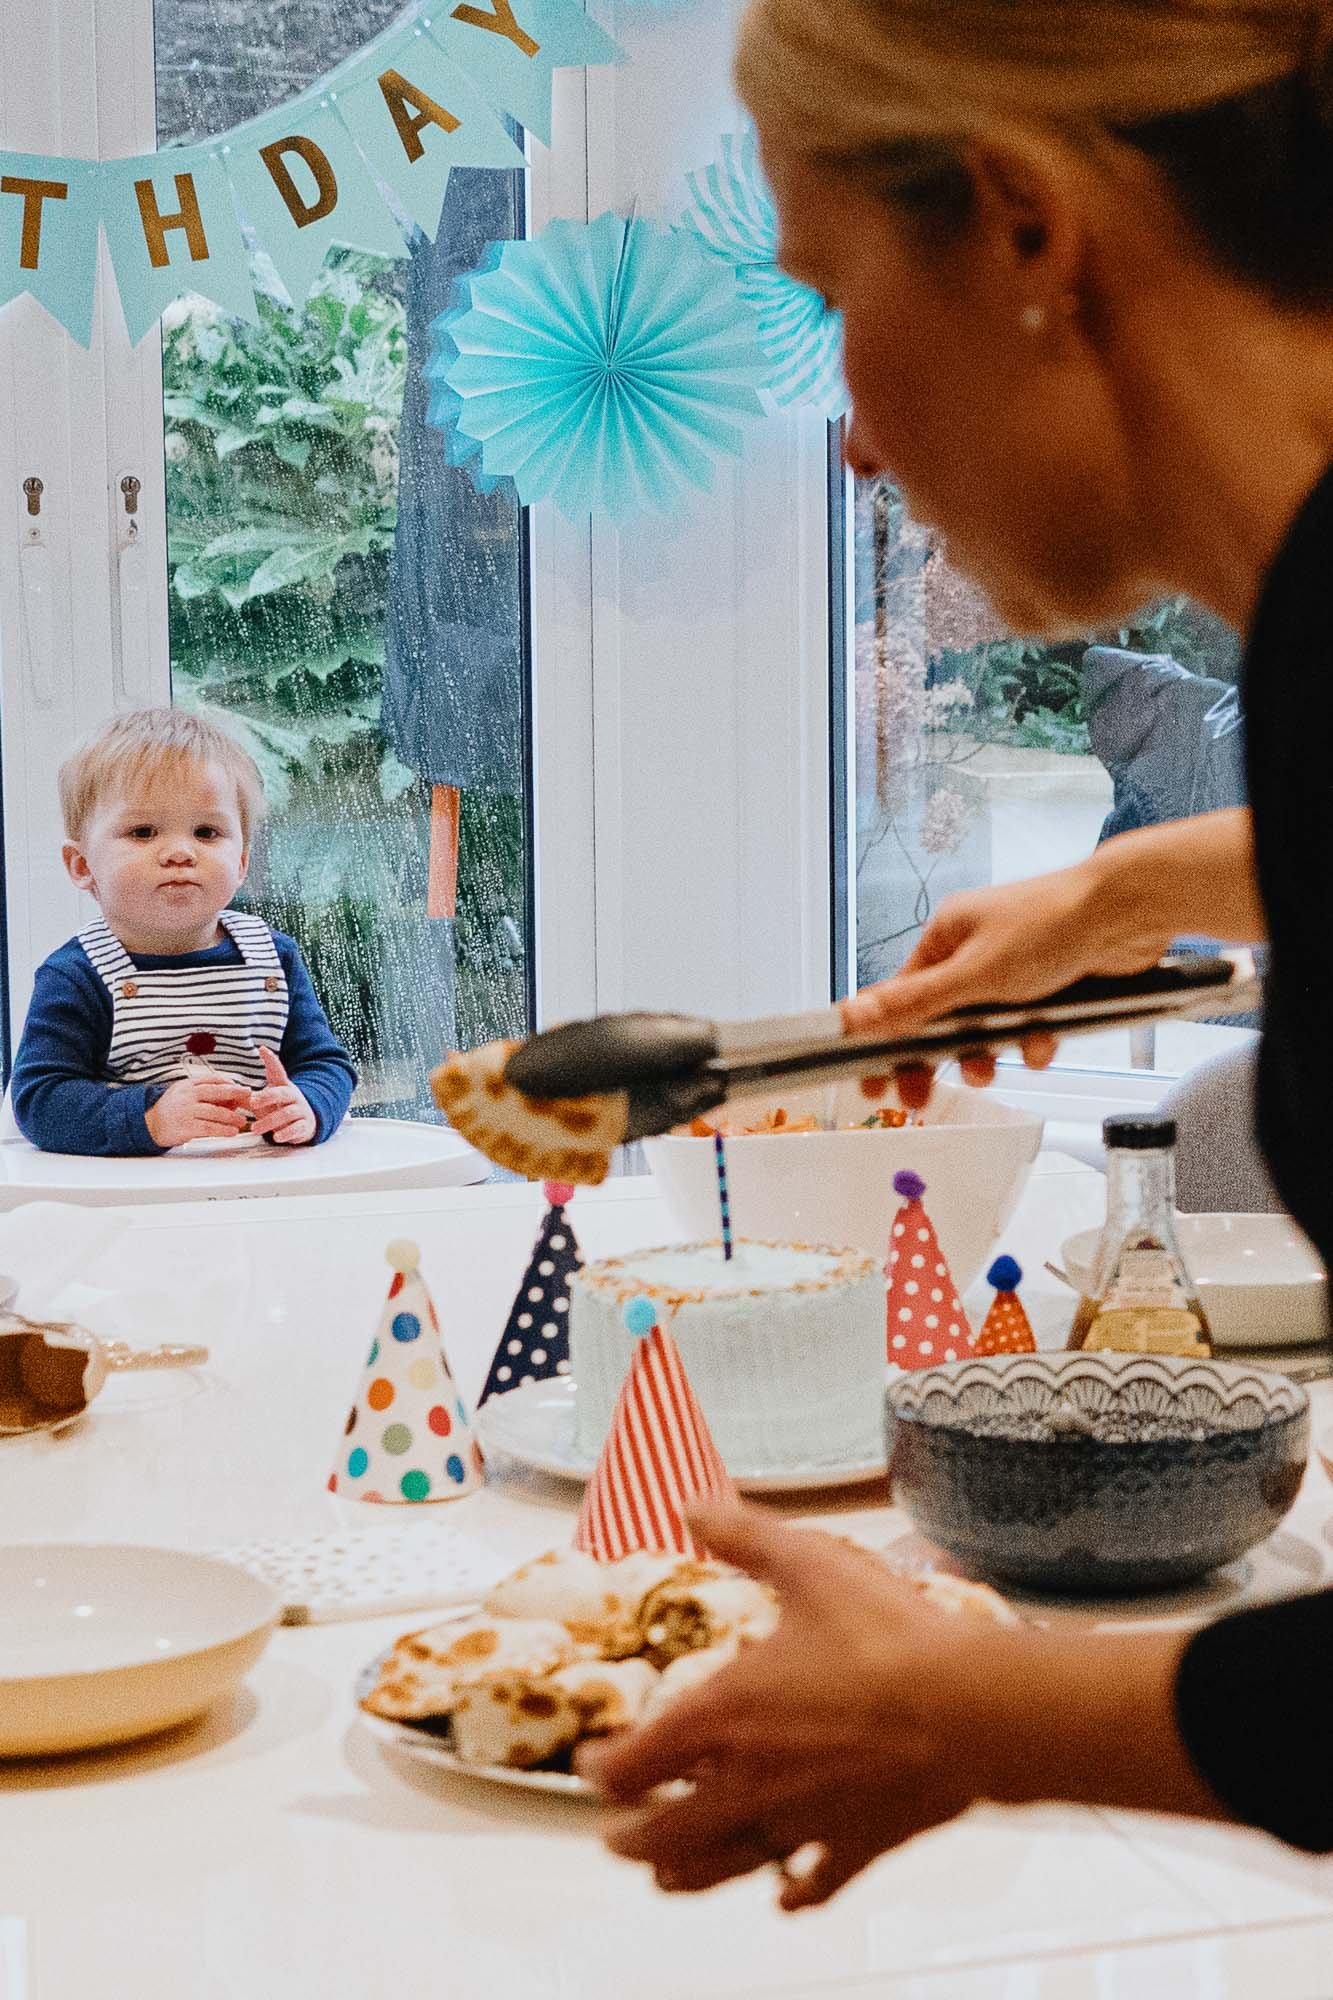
[638,1574,778,1667]
[484,1548,710,1657]
[451,1659,659,1769]
[641,1640,740,1722]
[362,1615,576,1721]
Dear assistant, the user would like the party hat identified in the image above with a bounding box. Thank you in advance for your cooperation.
[974,1256,1037,1356]
[479,1182,581,1404]
[574,1296,738,1561]
[330,1240,484,1504]
[885,1170,974,1369]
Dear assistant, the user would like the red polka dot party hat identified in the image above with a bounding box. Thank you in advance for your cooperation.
[330,1239,484,1505]
[974,1255,1037,1355]
[574,1295,737,1562]
[885,1170,975,1369]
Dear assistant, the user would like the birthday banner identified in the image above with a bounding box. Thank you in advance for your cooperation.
[0,0,619,346]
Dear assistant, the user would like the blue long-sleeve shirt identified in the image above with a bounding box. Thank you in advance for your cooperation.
[10,930,357,1156]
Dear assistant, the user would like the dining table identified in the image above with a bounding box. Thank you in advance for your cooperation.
[2,1149,1331,2000]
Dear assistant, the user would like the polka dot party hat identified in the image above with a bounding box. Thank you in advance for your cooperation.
[478,1182,581,1405]
[574,1296,737,1563]
[330,1239,484,1505]
[885,1170,974,1370]
[974,1256,1037,1356]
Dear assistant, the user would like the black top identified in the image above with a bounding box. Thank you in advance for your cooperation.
[1172,460,1333,1853]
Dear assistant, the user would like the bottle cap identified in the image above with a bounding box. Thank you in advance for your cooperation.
[1102,1115,1177,1150]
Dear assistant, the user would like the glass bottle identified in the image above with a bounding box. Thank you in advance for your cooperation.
[1067,1117,1213,1357]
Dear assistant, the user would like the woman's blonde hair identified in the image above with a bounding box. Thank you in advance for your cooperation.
[59,708,266,846]
[736,0,1333,300]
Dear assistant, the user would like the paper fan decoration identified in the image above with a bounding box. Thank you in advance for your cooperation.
[330,1240,484,1503]
[682,131,849,420]
[885,1170,974,1369]
[575,1295,738,1561]
[479,1181,581,1404]
[974,1256,1037,1356]
[434,211,768,522]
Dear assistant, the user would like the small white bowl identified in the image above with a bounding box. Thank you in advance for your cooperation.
[0,1544,279,1758]
[1061,1213,1329,1349]
[644,1078,1043,1293]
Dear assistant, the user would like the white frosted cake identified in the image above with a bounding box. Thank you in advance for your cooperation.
[570,1239,883,1473]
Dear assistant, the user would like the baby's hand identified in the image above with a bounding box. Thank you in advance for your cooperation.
[145,1076,253,1149]
[250,1045,317,1147]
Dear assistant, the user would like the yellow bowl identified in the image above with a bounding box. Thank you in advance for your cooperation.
[0,1544,278,1758]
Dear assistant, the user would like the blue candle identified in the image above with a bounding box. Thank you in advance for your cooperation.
[713,1129,733,1262]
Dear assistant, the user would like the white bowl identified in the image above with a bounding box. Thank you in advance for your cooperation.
[643,1078,1043,1293]
[0,1544,279,1757]
[1061,1213,1329,1349]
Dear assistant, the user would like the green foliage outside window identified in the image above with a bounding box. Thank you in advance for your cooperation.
[162,252,526,1108]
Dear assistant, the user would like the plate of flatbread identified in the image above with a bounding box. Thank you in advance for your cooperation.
[356,1544,1016,1795]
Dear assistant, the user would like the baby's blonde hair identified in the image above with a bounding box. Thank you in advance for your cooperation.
[59,709,265,847]
[736,0,1333,302]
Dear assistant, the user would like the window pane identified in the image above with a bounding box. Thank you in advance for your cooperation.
[846,472,1254,1075]
[155,2,530,1119]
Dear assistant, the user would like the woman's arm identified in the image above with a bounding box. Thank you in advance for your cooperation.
[843,807,1263,1033]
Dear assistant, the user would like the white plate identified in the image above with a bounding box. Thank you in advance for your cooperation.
[0,1543,279,1757]
[355,1644,592,1797]
[474,1377,886,1494]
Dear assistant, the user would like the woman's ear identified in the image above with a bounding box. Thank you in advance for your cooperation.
[959,135,1087,319]
[62,841,95,894]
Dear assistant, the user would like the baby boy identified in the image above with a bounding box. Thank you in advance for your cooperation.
[10,708,357,1156]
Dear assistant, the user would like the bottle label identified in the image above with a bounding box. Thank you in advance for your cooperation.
[1084,1306,1209,1357]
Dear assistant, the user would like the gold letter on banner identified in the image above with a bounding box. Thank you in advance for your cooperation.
[258,136,338,228]
[0,177,69,269]
[134,172,209,268]
[450,0,540,58]
[377,68,461,165]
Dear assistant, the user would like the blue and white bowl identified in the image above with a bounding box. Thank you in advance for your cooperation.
[885,1352,1309,1594]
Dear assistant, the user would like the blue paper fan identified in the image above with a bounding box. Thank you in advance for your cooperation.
[682,131,849,421]
[425,247,515,499]
[436,211,768,522]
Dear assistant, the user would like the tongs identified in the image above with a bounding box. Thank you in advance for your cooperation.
[504,949,1261,1143]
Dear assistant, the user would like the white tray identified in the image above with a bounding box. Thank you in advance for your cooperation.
[0,1117,486,1208]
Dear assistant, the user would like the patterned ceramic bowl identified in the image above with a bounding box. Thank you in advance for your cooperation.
[885,1352,1309,1594]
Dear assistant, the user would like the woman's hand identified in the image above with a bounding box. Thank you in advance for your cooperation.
[580,1503,1220,1909]
[844,812,1263,1103]
[250,1045,318,1146]
[580,1505,1002,1907]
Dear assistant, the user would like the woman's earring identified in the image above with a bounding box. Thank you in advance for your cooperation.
[1019,303,1047,334]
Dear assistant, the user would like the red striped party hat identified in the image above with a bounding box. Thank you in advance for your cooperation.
[574,1295,737,1562]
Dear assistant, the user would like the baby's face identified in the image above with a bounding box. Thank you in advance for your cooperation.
[64,758,249,952]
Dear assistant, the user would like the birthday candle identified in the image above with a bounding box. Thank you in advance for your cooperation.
[713,1129,733,1262]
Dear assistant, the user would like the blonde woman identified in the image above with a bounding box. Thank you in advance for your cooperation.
[580,0,1333,1900]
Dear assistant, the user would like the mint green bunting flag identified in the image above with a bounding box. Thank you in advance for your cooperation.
[222,105,408,309]
[329,18,525,239]
[421,0,620,148]
[0,153,101,346]
[100,151,257,346]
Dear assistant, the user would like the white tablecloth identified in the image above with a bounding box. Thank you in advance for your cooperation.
[2,1157,1332,2000]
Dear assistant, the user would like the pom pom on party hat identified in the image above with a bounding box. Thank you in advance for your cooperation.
[974,1255,1037,1356]
[885,1169,974,1369]
[330,1239,484,1504]
[479,1182,581,1405]
[574,1295,738,1562]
